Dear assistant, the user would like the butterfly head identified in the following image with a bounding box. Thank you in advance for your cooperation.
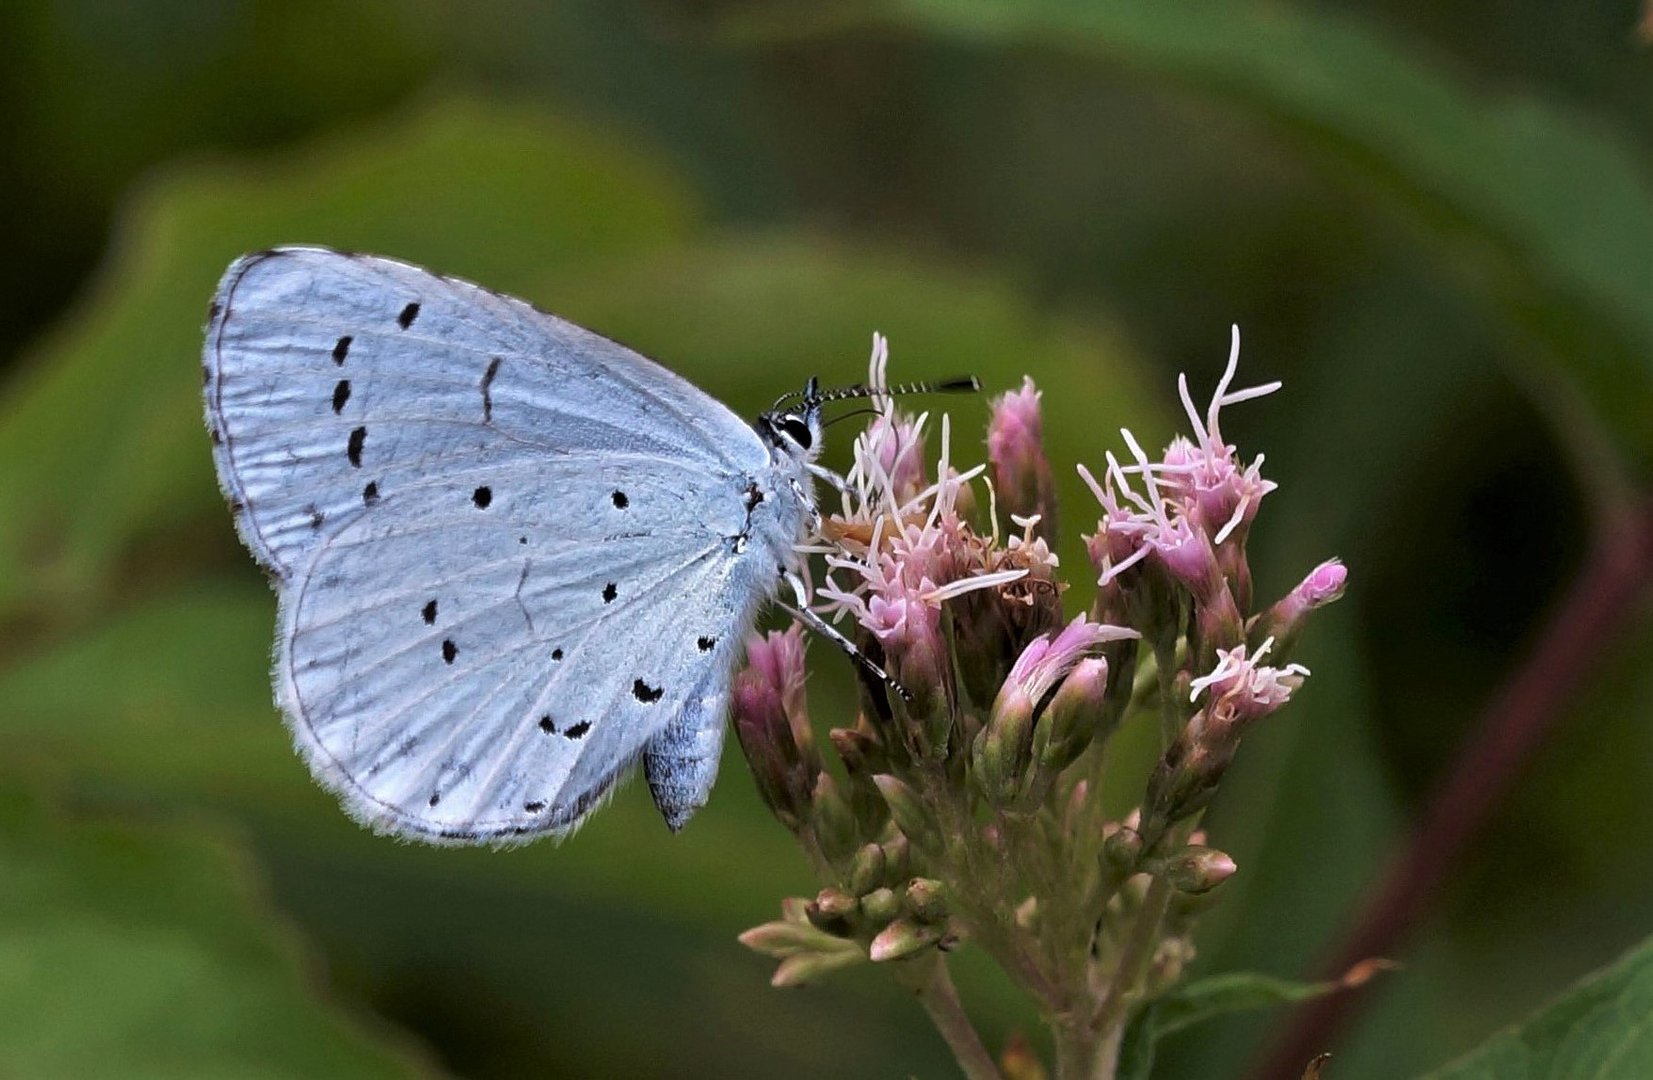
[757,376,825,464]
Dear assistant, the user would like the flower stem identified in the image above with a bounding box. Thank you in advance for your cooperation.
[1094,873,1174,1036]
[893,953,1005,1080]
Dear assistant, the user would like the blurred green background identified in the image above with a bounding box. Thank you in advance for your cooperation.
[1,1,1651,1076]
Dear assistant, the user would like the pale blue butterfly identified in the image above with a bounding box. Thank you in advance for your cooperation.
[202,246,898,845]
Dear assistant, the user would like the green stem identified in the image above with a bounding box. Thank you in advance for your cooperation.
[893,954,1005,1080]
[1093,873,1174,1036]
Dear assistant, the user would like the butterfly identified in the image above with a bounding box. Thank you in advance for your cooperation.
[203,246,844,845]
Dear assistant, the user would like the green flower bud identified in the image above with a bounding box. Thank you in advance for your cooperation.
[846,842,886,896]
[1163,845,1238,894]
[860,886,901,925]
[869,917,945,962]
[872,774,942,854]
[769,947,866,988]
[807,887,858,935]
[1102,825,1143,879]
[1035,656,1109,775]
[903,877,950,923]
[973,683,1035,806]
[810,772,859,863]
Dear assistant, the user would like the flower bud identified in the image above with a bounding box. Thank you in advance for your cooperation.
[873,774,942,854]
[869,917,945,962]
[860,886,901,924]
[866,587,948,722]
[1163,845,1238,894]
[1102,825,1143,878]
[880,833,912,881]
[846,842,886,896]
[973,683,1035,806]
[810,772,860,863]
[903,877,950,923]
[807,887,859,934]
[732,668,810,829]
[737,916,847,958]
[1034,656,1109,776]
[987,377,1058,540]
[770,947,865,988]
[1258,558,1347,655]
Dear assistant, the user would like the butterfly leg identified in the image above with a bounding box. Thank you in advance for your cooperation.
[780,571,914,704]
[807,462,852,499]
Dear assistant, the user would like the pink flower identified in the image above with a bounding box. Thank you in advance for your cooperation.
[1188,636,1308,725]
[987,377,1057,535]
[1002,614,1137,705]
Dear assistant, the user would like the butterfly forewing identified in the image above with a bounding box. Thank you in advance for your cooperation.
[204,247,783,842]
[205,247,765,580]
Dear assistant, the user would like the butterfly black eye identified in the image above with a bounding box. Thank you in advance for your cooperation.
[779,415,812,450]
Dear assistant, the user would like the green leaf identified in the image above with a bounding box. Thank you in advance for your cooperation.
[0,790,434,1078]
[810,0,1653,471]
[1421,934,1653,1080]
[1119,969,1370,1080]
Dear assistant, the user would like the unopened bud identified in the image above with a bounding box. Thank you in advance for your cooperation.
[987,377,1058,539]
[880,833,912,880]
[974,683,1036,806]
[847,842,886,895]
[738,916,848,958]
[873,774,942,853]
[810,772,859,862]
[1259,558,1347,655]
[869,917,945,962]
[860,886,901,924]
[1102,825,1143,878]
[808,887,859,933]
[732,668,810,828]
[1035,656,1110,775]
[770,946,865,987]
[866,590,947,722]
[903,877,950,922]
[1164,845,1238,894]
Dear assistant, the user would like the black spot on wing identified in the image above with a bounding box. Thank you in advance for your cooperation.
[332,335,352,364]
[472,486,492,509]
[331,379,351,414]
[551,648,563,661]
[481,356,501,422]
[697,636,716,652]
[306,504,324,530]
[422,599,437,625]
[524,800,547,813]
[441,638,457,664]
[565,720,591,739]
[611,490,629,509]
[347,426,366,467]
[632,679,664,703]
[428,791,441,807]
[398,301,420,329]
[538,715,556,734]
[363,481,380,506]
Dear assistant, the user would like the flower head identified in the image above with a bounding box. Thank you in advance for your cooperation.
[1078,326,1281,591]
[1188,636,1309,727]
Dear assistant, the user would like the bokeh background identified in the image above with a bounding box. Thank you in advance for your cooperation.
[2,1,1651,1077]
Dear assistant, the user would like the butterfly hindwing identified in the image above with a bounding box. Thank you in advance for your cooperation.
[279,459,769,842]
